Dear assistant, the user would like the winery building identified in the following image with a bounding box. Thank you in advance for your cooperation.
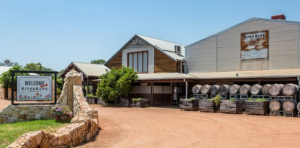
[186,15,300,89]
[105,34,196,106]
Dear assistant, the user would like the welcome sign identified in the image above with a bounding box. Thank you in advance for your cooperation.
[17,76,52,101]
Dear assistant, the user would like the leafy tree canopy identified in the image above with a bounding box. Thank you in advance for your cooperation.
[0,65,27,89]
[0,59,19,67]
[91,59,106,65]
[24,62,53,71]
[96,66,138,102]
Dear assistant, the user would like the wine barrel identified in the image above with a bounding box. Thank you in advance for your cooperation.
[240,84,251,95]
[250,84,262,95]
[269,84,284,96]
[210,85,220,94]
[192,85,202,94]
[282,83,299,96]
[229,84,240,95]
[282,100,297,113]
[219,84,230,95]
[262,84,272,95]
[297,102,300,111]
[200,85,211,94]
[269,100,283,112]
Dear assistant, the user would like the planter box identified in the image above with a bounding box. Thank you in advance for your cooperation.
[132,99,150,108]
[199,99,219,112]
[121,98,130,107]
[179,99,199,111]
[220,100,243,114]
[245,101,269,115]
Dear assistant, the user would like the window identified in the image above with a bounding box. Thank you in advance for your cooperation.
[128,51,148,73]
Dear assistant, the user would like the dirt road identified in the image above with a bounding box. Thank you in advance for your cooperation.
[77,106,300,148]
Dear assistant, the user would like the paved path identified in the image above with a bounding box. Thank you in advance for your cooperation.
[0,99,11,110]
[77,105,300,148]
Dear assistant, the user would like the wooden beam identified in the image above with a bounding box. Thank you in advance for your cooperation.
[198,77,297,82]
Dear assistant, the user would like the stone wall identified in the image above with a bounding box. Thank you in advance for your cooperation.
[0,105,52,124]
[7,69,99,147]
[7,112,99,148]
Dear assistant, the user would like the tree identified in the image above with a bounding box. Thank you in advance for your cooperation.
[96,66,138,102]
[24,62,43,71]
[0,59,19,67]
[91,59,106,64]
[0,65,27,90]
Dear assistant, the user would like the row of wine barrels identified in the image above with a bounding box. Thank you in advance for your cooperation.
[219,84,230,95]
[192,85,202,94]
[229,84,240,95]
[282,83,299,96]
[200,84,211,94]
[283,100,297,113]
[240,84,251,95]
[210,85,220,94]
[250,84,262,95]
[269,84,285,96]
[192,83,299,96]
[269,100,283,112]
[262,84,272,95]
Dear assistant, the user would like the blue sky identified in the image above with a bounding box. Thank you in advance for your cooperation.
[0,0,299,71]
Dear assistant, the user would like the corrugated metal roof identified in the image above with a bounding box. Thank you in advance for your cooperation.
[186,17,300,48]
[189,69,300,79]
[73,62,110,77]
[0,66,11,76]
[60,62,110,78]
[137,73,196,80]
[137,35,185,60]
[106,34,186,65]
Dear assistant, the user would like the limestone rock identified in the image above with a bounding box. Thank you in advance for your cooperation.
[35,114,41,120]
[20,110,29,115]
[1,107,13,115]
[8,105,16,110]
[12,111,19,117]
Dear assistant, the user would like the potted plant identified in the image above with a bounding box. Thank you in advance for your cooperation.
[199,94,221,112]
[245,98,269,115]
[179,97,199,111]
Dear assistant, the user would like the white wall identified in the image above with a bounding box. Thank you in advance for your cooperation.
[122,46,154,73]
[187,20,300,73]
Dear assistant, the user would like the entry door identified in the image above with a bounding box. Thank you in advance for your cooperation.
[153,85,172,106]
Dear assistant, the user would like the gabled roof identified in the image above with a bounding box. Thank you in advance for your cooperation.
[59,62,110,78]
[0,66,12,76]
[106,34,185,65]
[186,17,300,48]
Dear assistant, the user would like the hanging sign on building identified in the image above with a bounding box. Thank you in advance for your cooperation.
[17,76,52,101]
[241,30,269,60]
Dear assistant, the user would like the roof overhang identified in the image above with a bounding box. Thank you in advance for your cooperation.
[188,69,300,80]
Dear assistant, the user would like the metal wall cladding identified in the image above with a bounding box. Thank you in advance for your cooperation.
[187,20,300,73]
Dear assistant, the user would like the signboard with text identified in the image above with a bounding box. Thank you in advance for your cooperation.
[241,30,269,60]
[17,76,52,101]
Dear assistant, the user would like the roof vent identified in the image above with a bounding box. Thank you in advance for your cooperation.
[271,14,286,20]
[175,45,181,55]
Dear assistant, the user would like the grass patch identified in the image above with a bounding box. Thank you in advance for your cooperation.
[0,120,69,148]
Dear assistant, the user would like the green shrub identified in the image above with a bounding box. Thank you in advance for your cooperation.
[56,88,62,95]
[51,105,73,123]
[229,98,235,101]
[256,98,266,102]
[208,94,221,106]
[247,97,253,101]
[132,98,142,102]
[189,97,196,100]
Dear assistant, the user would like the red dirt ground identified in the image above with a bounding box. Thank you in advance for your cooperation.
[77,105,300,148]
[2,100,300,148]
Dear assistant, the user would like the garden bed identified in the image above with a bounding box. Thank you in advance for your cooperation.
[0,120,69,148]
[245,101,269,115]
[179,99,199,111]
[220,100,244,114]
[131,98,150,108]
[199,99,219,112]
